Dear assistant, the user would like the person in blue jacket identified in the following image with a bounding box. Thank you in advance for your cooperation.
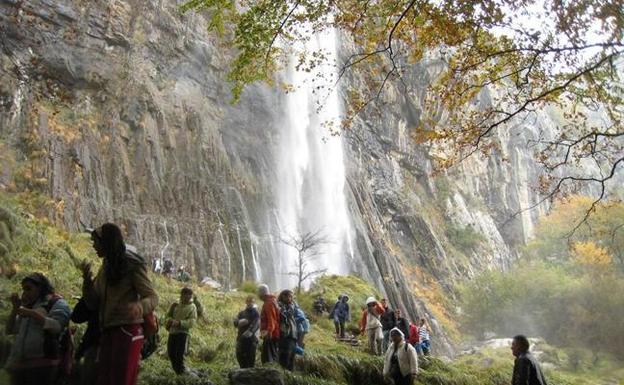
[329,294,350,338]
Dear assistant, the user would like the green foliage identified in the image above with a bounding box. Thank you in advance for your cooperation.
[445,223,484,254]
[2,191,622,385]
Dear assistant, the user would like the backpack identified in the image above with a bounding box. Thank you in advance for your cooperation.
[279,304,297,338]
[141,307,160,360]
[141,330,160,360]
[43,295,74,379]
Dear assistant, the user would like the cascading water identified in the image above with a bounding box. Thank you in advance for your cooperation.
[273,28,356,289]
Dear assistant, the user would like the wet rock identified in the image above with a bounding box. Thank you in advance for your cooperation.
[229,368,284,385]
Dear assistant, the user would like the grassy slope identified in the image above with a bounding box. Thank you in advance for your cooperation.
[0,193,622,385]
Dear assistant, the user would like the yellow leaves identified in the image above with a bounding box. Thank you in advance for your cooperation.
[572,241,613,267]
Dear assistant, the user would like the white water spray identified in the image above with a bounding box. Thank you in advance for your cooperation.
[274,28,355,289]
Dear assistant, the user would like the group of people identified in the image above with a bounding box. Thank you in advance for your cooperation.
[5,223,159,385]
[3,222,548,385]
[248,285,310,371]
[359,297,431,357]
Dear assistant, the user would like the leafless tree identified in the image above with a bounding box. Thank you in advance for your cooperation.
[280,229,329,295]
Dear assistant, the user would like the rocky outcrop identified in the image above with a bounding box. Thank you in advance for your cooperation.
[0,0,282,287]
[1,0,553,356]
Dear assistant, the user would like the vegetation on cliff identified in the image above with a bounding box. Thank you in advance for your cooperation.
[1,192,622,384]
[182,0,624,209]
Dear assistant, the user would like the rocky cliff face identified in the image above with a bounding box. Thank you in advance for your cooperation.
[1,0,550,354]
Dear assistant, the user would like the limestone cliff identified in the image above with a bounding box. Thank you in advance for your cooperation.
[0,0,552,354]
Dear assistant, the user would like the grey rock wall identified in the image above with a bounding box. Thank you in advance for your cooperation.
[1,0,553,355]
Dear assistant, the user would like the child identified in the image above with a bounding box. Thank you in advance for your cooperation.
[166,287,197,374]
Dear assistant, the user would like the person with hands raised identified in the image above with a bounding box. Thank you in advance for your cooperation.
[5,272,71,385]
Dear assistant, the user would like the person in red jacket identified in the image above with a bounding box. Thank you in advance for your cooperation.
[408,322,420,348]
[258,284,280,363]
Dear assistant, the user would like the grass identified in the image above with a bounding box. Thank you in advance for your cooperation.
[1,191,623,385]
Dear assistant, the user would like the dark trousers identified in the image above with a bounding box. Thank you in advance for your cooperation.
[334,320,346,338]
[9,365,57,385]
[261,337,279,364]
[167,333,189,374]
[278,338,296,371]
[393,373,414,385]
[236,337,258,368]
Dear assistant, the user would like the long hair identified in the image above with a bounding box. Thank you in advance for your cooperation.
[95,223,127,284]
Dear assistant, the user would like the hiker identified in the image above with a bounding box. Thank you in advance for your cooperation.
[5,272,71,385]
[294,303,310,351]
[417,318,431,356]
[71,297,100,385]
[81,223,158,385]
[277,289,298,370]
[312,295,328,315]
[407,321,419,350]
[395,309,410,341]
[176,266,191,283]
[383,327,419,385]
[360,297,384,355]
[163,258,174,278]
[234,295,260,368]
[380,298,396,351]
[258,284,280,364]
[166,287,197,375]
[511,335,548,385]
[330,294,350,338]
[152,257,162,274]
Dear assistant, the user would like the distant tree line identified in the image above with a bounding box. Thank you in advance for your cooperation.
[459,196,624,360]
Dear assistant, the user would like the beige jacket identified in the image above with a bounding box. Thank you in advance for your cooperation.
[84,261,158,330]
[383,340,419,378]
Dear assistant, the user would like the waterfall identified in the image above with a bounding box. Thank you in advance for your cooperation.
[274,28,355,289]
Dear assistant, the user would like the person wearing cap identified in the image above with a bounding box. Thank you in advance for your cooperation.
[383,327,419,385]
[359,297,384,355]
[257,284,280,364]
[5,272,71,385]
[81,223,158,385]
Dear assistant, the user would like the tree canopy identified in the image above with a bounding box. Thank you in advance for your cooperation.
[182,0,623,209]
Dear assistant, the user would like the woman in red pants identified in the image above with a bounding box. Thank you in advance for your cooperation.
[81,223,158,385]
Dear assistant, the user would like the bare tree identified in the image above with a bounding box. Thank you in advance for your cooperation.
[280,229,329,295]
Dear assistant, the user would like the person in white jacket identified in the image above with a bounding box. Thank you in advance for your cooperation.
[383,327,419,385]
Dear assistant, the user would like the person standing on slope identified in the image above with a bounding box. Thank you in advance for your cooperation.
[258,284,280,364]
[81,223,158,385]
[511,335,548,385]
[383,327,419,385]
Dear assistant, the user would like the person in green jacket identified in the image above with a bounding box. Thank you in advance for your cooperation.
[166,287,197,374]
